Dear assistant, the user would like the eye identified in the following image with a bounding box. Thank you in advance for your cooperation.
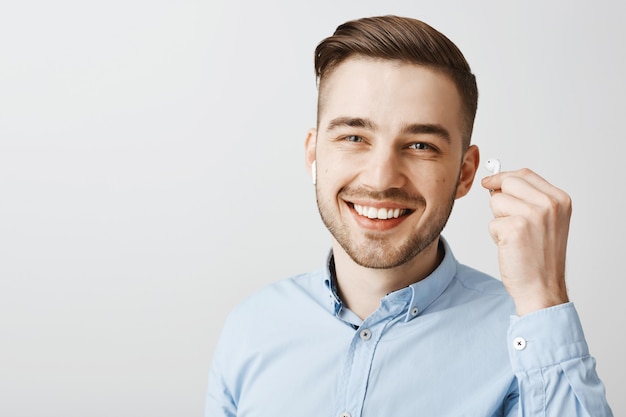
[408,142,431,150]
[344,135,363,143]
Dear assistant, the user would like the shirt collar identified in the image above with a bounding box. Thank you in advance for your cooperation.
[323,252,343,316]
[402,236,457,322]
[322,236,458,323]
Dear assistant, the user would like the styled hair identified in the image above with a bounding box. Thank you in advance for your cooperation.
[314,15,478,148]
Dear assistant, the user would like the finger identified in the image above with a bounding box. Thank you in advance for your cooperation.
[488,192,533,219]
[486,215,507,244]
[489,182,569,221]
[484,169,571,215]
[483,168,563,198]
[488,181,572,249]
[497,175,550,208]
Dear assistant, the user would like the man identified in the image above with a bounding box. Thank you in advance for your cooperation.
[206,15,612,416]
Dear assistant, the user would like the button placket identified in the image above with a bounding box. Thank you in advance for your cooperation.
[337,302,404,417]
[513,336,527,350]
[359,328,372,341]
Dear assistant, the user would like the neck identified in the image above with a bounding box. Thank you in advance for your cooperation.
[332,237,444,320]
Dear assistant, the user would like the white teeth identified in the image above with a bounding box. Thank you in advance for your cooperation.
[353,204,406,220]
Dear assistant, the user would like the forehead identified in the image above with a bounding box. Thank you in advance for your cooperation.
[318,57,464,138]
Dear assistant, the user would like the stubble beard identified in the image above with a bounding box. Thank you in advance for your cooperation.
[317,186,457,269]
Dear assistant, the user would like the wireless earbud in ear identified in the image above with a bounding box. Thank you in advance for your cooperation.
[311,160,316,185]
[485,158,501,175]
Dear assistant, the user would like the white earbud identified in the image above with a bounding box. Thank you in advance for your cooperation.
[485,158,501,175]
[311,160,316,185]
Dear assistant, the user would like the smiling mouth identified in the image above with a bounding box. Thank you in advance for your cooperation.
[352,203,412,220]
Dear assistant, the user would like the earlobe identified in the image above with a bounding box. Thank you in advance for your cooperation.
[455,145,480,199]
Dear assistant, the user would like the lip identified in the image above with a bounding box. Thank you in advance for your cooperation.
[347,199,410,210]
[344,200,413,231]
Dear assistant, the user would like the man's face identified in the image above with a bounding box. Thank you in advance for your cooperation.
[307,57,477,269]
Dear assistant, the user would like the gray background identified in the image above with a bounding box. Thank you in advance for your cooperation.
[1,0,623,415]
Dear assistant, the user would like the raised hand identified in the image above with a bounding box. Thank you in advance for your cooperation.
[481,168,571,316]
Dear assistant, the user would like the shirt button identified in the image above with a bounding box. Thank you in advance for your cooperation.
[359,328,372,341]
[339,413,351,417]
[513,337,527,350]
[411,307,419,316]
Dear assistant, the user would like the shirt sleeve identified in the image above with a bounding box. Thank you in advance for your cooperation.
[506,302,613,417]
[205,363,237,417]
[205,314,239,417]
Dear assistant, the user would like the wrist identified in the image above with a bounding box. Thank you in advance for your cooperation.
[513,293,570,316]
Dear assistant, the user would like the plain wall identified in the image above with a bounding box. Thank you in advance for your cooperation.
[1,0,623,415]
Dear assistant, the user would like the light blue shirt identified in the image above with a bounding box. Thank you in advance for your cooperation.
[206,238,612,416]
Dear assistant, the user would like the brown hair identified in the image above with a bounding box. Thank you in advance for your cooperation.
[314,15,478,148]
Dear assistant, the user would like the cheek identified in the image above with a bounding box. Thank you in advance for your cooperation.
[319,156,355,183]
[411,166,458,197]
[316,164,340,195]
[409,165,447,185]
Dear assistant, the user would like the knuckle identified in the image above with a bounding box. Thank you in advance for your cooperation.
[507,215,531,239]
[558,191,573,216]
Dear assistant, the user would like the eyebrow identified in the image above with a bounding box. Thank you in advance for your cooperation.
[326,117,451,144]
[401,123,451,143]
[326,117,376,132]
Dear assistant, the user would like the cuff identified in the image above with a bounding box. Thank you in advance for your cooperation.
[507,302,589,373]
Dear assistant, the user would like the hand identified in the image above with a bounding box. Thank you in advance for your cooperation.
[481,168,571,316]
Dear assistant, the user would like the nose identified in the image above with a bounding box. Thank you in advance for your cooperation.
[360,147,406,191]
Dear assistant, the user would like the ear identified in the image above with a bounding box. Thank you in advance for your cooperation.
[305,128,317,177]
[455,145,480,199]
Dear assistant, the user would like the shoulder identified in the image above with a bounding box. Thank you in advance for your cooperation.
[454,263,508,294]
[439,237,509,299]
[443,262,515,316]
[222,269,329,330]
[235,269,326,308]
[212,269,332,366]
